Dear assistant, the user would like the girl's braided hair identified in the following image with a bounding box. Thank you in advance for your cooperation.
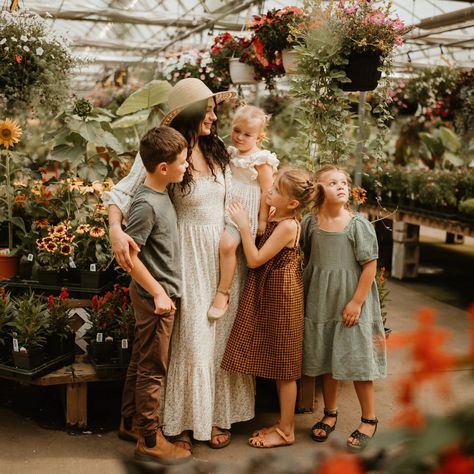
[277,168,316,212]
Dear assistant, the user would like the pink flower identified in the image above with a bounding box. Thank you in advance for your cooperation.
[394,35,403,47]
[365,11,386,25]
[345,5,358,14]
[390,17,406,31]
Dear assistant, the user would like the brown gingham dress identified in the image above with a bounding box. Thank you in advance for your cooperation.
[221,218,304,380]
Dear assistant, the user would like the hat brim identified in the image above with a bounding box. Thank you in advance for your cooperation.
[160,90,237,126]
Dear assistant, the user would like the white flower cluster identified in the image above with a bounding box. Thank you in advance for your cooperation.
[0,9,72,56]
[163,50,215,81]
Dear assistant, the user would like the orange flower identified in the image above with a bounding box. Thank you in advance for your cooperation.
[433,447,474,474]
[318,453,364,474]
[15,194,28,202]
[34,218,49,229]
[351,186,367,204]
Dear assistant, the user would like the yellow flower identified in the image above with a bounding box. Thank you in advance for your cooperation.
[60,244,73,256]
[0,119,22,149]
[89,226,105,238]
[76,224,91,234]
[45,242,58,253]
[351,186,367,205]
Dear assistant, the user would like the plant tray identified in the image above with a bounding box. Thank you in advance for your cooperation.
[89,356,129,379]
[0,351,75,382]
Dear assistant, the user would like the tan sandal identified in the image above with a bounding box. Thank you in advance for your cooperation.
[208,288,230,321]
[248,427,294,448]
[209,427,231,449]
[169,431,193,453]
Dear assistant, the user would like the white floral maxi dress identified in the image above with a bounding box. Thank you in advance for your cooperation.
[102,154,255,441]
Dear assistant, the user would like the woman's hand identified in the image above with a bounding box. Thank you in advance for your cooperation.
[109,224,140,272]
[229,202,249,229]
[342,300,362,327]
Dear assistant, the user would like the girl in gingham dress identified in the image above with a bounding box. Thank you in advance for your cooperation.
[221,169,315,449]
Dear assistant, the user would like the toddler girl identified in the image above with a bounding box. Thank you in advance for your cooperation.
[300,165,387,451]
[221,169,314,448]
[208,105,279,320]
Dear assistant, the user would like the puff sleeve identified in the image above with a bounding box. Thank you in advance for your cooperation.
[102,151,147,219]
[347,215,379,265]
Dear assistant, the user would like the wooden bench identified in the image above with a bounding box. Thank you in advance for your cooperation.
[0,359,124,428]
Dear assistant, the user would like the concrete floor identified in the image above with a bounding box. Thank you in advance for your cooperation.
[1,232,473,473]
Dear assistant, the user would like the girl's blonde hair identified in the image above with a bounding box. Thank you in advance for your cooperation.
[232,105,271,138]
[313,164,352,211]
[276,168,316,212]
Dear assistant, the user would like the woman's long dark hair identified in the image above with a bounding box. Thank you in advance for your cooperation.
[169,97,230,194]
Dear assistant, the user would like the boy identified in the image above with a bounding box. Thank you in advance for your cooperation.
[117,126,190,464]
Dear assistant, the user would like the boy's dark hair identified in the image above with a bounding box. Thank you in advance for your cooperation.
[139,126,188,173]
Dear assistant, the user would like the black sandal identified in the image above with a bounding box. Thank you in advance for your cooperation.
[311,408,338,442]
[347,417,378,452]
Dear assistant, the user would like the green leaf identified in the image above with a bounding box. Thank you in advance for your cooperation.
[78,162,108,182]
[444,152,463,167]
[50,143,86,163]
[95,131,124,153]
[439,126,460,153]
[75,121,103,143]
[111,110,150,129]
[116,80,172,116]
[11,216,26,234]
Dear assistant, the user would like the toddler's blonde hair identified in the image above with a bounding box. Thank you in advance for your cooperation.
[232,105,271,139]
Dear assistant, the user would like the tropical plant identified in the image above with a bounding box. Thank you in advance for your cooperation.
[0,9,77,118]
[418,125,464,169]
[10,291,49,352]
[0,288,14,353]
[44,98,125,183]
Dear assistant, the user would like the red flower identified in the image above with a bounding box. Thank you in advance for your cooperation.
[433,448,474,474]
[15,54,22,64]
[60,287,70,300]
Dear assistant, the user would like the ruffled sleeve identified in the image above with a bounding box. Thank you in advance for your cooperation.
[230,149,279,180]
[300,212,316,256]
[347,214,379,265]
[102,151,147,219]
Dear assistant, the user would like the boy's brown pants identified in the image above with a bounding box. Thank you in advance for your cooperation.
[121,285,175,437]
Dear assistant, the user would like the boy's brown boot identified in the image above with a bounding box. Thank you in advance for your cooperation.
[135,428,192,465]
[118,416,139,442]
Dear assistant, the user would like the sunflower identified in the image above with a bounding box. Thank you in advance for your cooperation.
[0,119,22,149]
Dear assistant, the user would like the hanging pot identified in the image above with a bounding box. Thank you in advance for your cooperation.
[0,252,19,280]
[342,51,382,92]
[229,58,257,85]
[282,49,299,74]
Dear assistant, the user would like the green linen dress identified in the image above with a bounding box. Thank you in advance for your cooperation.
[300,213,387,381]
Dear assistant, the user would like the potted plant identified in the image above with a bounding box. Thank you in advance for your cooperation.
[209,32,240,88]
[35,222,76,286]
[114,287,135,365]
[45,288,75,358]
[73,207,113,289]
[0,118,24,279]
[290,0,407,166]
[250,6,307,74]
[10,291,49,370]
[0,287,13,362]
[0,9,77,119]
[227,36,259,85]
[86,288,120,363]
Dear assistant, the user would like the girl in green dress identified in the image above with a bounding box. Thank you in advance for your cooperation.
[300,165,387,451]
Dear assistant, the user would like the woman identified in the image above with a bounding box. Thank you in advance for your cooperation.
[103,78,255,450]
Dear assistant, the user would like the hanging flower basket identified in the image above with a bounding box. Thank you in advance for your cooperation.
[341,51,382,92]
[282,49,299,74]
[229,58,258,85]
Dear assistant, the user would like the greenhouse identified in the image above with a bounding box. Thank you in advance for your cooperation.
[0,1,473,473]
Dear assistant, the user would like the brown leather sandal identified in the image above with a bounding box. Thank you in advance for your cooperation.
[208,427,231,449]
[248,427,294,448]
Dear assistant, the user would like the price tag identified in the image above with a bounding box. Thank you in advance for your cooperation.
[90,263,97,272]
[13,338,19,352]
[27,254,34,262]
[96,332,103,343]
[121,339,128,349]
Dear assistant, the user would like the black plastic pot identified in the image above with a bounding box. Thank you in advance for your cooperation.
[342,51,382,92]
[46,333,75,358]
[12,350,45,370]
[88,340,115,363]
[80,270,111,290]
[37,269,60,286]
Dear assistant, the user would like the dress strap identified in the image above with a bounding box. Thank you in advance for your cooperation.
[293,217,301,248]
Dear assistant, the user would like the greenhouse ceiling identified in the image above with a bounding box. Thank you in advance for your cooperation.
[9,0,474,93]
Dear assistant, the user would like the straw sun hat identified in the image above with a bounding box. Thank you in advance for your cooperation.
[160,78,237,126]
